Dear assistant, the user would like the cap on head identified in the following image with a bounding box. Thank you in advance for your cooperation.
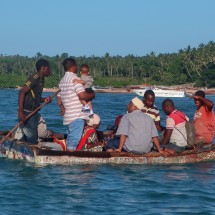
[131,97,144,110]
[86,114,100,126]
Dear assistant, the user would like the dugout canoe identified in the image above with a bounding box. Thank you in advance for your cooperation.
[0,135,215,165]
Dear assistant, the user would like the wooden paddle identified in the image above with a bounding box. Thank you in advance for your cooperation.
[0,89,61,145]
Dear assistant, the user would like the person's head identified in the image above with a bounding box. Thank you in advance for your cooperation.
[62,58,77,73]
[162,99,175,115]
[80,64,90,75]
[36,59,51,77]
[143,90,155,108]
[127,97,144,113]
[86,114,100,129]
[194,90,205,108]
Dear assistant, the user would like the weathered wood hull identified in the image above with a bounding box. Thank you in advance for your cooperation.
[1,136,215,165]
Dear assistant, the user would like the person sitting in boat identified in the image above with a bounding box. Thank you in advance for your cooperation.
[15,116,67,150]
[76,114,103,152]
[104,97,167,156]
[161,99,188,154]
[15,116,53,141]
[106,114,123,139]
[103,115,123,150]
[192,90,215,145]
[142,90,164,131]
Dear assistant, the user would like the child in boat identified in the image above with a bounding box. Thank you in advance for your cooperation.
[142,90,164,131]
[192,90,215,145]
[162,99,189,154]
[73,64,94,115]
[76,114,103,152]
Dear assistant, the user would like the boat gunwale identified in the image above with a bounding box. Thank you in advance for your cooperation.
[1,135,215,165]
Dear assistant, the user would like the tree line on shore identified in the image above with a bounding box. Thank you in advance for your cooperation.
[0,41,215,88]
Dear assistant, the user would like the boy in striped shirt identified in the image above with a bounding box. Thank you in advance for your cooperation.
[142,90,163,131]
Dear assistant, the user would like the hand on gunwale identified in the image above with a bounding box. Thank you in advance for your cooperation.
[159,149,168,158]
[114,148,121,153]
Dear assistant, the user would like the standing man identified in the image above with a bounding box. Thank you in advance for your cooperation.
[18,59,52,144]
[57,58,95,151]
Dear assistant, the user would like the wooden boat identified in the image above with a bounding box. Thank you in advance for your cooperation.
[1,134,215,165]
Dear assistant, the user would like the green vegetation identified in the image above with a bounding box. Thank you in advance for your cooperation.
[0,41,215,88]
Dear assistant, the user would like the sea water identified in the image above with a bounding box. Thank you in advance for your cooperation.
[0,89,215,215]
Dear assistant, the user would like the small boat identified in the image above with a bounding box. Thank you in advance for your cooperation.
[1,134,215,165]
[134,87,186,98]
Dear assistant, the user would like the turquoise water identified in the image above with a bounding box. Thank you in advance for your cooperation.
[0,89,215,215]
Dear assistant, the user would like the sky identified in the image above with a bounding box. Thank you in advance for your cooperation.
[0,0,214,57]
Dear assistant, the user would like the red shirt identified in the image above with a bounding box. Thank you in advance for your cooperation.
[166,110,187,147]
[167,110,187,129]
[193,106,215,144]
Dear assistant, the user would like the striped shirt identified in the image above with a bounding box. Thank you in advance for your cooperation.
[141,104,160,122]
[59,72,85,125]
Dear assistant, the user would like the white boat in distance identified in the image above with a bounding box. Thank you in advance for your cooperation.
[134,87,186,98]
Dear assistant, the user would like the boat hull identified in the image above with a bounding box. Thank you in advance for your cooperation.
[1,136,215,165]
[34,150,215,165]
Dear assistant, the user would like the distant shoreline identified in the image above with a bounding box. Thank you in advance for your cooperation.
[42,86,215,95]
[8,86,215,95]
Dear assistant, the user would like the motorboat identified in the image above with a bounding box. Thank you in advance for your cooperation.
[134,87,186,98]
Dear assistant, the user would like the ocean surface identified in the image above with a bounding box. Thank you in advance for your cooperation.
[0,89,215,215]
